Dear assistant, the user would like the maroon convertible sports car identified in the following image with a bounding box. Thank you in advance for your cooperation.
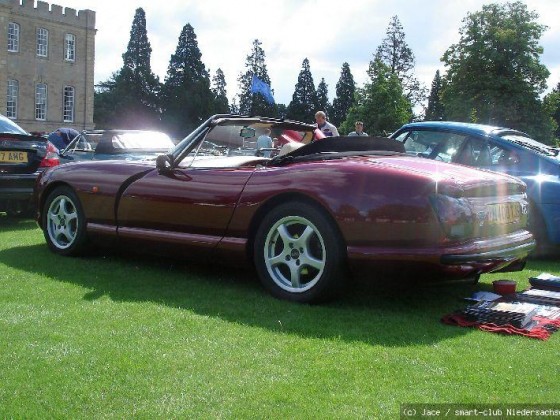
[35,115,535,302]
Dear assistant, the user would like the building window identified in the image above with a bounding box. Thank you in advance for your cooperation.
[35,83,47,120]
[8,22,20,52]
[64,33,76,61]
[63,86,75,122]
[6,80,19,119]
[36,28,48,57]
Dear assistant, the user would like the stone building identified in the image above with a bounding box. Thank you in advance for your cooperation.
[0,0,95,133]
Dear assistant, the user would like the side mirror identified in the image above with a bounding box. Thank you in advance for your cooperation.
[156,154,173,171]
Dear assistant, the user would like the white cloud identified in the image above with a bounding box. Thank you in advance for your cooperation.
[59,0,560,104]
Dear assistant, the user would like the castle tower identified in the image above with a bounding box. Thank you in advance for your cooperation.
[0,0,96,132]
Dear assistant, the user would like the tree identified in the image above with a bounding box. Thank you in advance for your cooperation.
[373,16,425,108]
[316,78,330,114]
[341,59,411,136]
[441,1,553,141]
[237,39,277,117]
[212,68,230,114]
[276,104,288,119]
[543,84,560,143]
[94,8,161,129]
[286,58,318,123]
[425,70,445,121]
[161,23,214,137]
[331,62,356,127]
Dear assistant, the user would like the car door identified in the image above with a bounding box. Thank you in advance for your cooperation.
[115,120,263,254]
[116,165,255,253]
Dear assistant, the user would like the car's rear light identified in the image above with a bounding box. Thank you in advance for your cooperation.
[39,141,60,168]
[430,194,475,239]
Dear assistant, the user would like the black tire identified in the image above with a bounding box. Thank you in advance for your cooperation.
[253,202,346,303]
[528,203,551,257]
[42,186,88,256]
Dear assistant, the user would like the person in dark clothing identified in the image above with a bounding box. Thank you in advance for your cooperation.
[47,127,79,150]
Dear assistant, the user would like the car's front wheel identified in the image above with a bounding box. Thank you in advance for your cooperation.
[43,186,88,256]
[254,202,346,303]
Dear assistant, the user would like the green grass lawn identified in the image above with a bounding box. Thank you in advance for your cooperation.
[1,216,559,418]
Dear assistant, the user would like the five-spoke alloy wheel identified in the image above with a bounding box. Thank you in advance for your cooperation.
[43,186,87,256]
[254,202,345,302]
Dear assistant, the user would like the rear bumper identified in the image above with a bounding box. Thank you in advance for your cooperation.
[440,240,535,265]
[0,173,39,200]
[347,230,535,278]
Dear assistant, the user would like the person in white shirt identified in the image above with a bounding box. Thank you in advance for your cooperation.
[348,121,368,136]
[314,111,339,137]
[256,128,273,157]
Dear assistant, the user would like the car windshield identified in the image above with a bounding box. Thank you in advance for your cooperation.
[188,123,311,159]
[0,114,28,135]
[110,131,174,150]
[501,134,559,158]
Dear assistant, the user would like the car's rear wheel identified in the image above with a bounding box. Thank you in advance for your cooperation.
[43,186,88,256]
[254,202,346,303]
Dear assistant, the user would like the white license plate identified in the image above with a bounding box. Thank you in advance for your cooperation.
[486,203,521,224]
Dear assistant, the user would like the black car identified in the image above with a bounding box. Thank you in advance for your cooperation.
[0,114,59,216]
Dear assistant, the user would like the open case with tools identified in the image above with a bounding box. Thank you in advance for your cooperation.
[442,273,560,340]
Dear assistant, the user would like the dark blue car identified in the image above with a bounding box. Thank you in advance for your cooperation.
[391,121,560,253]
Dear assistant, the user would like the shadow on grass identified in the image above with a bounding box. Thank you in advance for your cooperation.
[0,215,38,233]
[0,243,475,347]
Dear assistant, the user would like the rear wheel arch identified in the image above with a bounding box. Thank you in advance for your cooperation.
[246,192,347,261]
[249,194,349,303]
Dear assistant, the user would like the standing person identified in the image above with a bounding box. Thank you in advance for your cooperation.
[47,127,79,150]
[256,128,273,157]
[314,111,339,137]
[348,121,368,136]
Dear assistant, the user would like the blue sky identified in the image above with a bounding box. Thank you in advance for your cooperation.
[61,0,560,107]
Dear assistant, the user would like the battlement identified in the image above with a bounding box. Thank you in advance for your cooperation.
[0,0,95,29]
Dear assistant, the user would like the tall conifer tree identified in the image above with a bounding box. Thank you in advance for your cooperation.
[162,23,213,136]
[212,68,230,114]
[331,62,356,127]
[316,78,331,115]
[237,40,277,117]
[373,16,425,107]
[94,8,160,129]
[425,70,445,121]
[286,58,318,123]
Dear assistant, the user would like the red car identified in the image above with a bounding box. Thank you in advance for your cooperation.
[35,115,535,302]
